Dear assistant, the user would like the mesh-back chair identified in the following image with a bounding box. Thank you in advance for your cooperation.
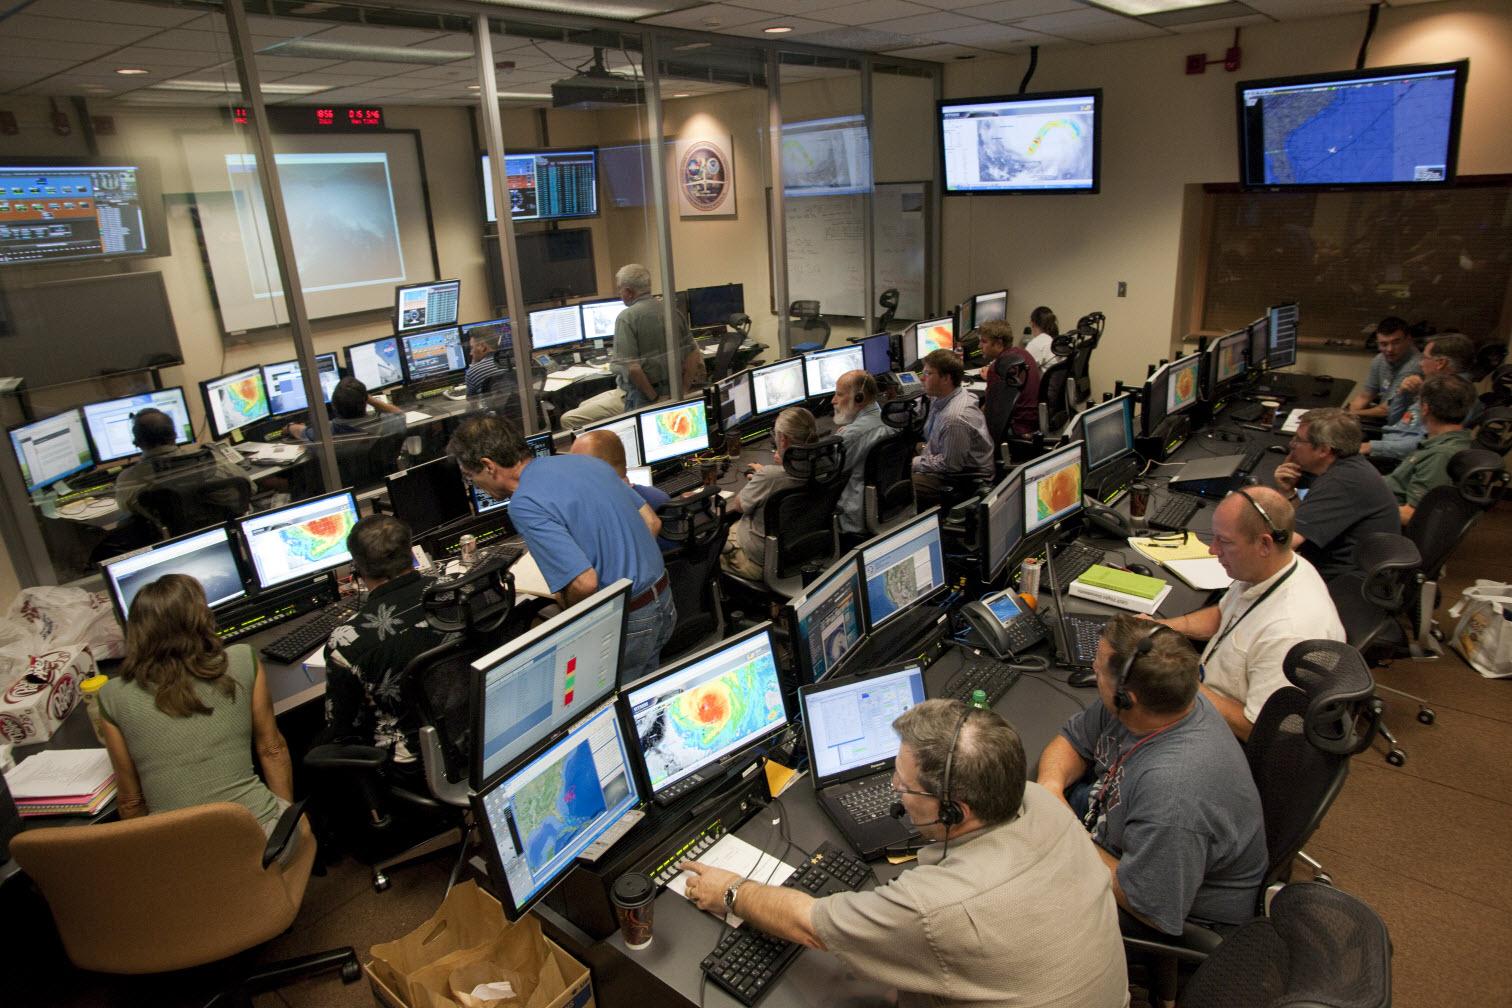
[476,366,522,418]
[333,431,406,491]
[1066,312,1105,409]
[877,288,899,332]
[1473,405,1512,455]
[982,353,1030,449]
[1471,341,1507,382]
[726,436,847,599]
[1479,362,1512,408]
[659,486,728,661]
[709,328,747,382]
[1036,333,1078,432]
[134,458,253,539]
[789,300,830,352]
[1179,882,1392,1008]
[861,432,917,536]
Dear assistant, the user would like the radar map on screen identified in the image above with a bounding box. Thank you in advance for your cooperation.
[280,511,354,565]
[1034,461,1081,524]
[220,376,268,426]
[511,740,611,872]
[651,406,706,449]
[635,653,784,790]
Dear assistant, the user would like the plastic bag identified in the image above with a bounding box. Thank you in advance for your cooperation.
[0,587,124,687]
[1448,580,1512,679]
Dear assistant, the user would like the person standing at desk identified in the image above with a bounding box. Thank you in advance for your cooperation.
[1345,316,1421,423]
[1153,488,1343,740]
[832,370,890,538]
[681,700,1129,1008]
[1024,305,1061,370]
[978,320,1042,438]
[447,415,674,684]
[911,349,995,513]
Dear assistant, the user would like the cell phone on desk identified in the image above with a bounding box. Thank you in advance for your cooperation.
[961,588,1049,659]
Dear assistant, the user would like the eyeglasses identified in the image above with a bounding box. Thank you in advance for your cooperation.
[889,771,934,802]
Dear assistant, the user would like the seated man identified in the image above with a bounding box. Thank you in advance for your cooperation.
[570,428,677,553]
[113,407,248,515]
[721,407,819,579]
[682,700,1129,1008]
[831,370,891,537]
[911,349,995,513]
[285,376,404,441]
[1362,332,1477,464]
[1385,374,1477,526]
[464,325,513,399]
[977,319,1042,439]
[1273,407,1400,582]
[1037,616,1267,936]
[1345,316,1421,423]
[1156,487,1343,740]
[319,515,448,778]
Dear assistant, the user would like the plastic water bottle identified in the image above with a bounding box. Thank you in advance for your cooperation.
[970,688,990,711]
[80,673,109,742]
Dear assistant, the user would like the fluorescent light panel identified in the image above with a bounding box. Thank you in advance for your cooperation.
[258,39,469,65]
[149,79,331,95]
[475,0,673,19]
[1088,0,1230,14]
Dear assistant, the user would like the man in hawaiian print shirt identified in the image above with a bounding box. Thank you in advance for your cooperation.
[318,514,451,781]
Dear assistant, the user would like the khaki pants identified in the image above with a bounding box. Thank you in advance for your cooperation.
[720,525,765,580]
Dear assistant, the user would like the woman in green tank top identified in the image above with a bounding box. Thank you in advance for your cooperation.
[98,574,294,832]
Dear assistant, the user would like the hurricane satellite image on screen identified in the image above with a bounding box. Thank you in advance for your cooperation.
[512,740,610,872]
[216,376,269,427]
[635,654,784,789]
[1035,462,1081,523]
[651,406,707,450]
[279,510,354,565]
[977,113,1095,187]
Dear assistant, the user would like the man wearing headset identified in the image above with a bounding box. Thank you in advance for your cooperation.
[1037,615,1267,938]
[1152,487,1344,740]
[681,700,1129,1008]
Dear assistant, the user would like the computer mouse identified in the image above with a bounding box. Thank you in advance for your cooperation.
[1126,562,1153,577]
[1267,444,1287,454]
[1067,668,1097,688]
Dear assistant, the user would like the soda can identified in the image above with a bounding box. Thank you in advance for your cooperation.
[1020,556,1042,598]
[460,534,478,564]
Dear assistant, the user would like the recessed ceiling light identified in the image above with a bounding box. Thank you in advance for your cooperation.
[116,67,149,76]
[1088,0,1226,14]
[764,26,794,34]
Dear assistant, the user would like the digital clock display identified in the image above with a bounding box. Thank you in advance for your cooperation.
[227,105,386,131]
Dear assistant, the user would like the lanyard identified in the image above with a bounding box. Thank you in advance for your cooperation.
[1200,560,1298,666]
[1082,717,1184,831]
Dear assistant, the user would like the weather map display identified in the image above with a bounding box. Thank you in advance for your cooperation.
[637,398,711,466]
[625,627,788,798]
[782,115,872,197]
[1165,354,1201,416]
[238,490,360,590]
[860,513,946,631]
[203,367,271,439]
[913,317,955,362]
[475,702,639,919]
[941,91,1100,193]
[790,555,865,683]
[1024,442,1084,536]
[803,344,865,397]
[751,357,808,415]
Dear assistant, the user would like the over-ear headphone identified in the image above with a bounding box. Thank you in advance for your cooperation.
[1236,487,1288,545]
[935,707,970,827]
[1113,623,1167,710]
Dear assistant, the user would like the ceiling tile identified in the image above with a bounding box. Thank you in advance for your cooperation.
[866,12,984,34]
[272,71,388,87]
[924,23,1060,50]
[107,46,235,69]
[812,0,940,26]
[641,4,775,29]
[1163,13,1272,32]
[1014,8,1167,40]
[721,16,843,37]
[126,28,235,54]
[0,13,160,46]
[0,56,87,75]
[1244,0,1371,15]
[0,36,114,61]
[22,0,206,28]
[301,25,452,48]
[954,0,1085,21]
[254,56,345,76]
[244,15,317,39]
[722,0,821,14]
[789,27,926,50]
[880,42,998,60]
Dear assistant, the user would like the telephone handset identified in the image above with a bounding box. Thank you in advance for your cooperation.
[212,442,249,469]
[1082,502,1136,540]
[961,588,1049,659]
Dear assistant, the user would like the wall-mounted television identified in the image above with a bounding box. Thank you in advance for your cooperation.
[1237,61,1467,189]
[0,159,169,266]
[516,228,597,304]
[939,89,1101,195]
[482,149,598,223]
[782,115,872,197]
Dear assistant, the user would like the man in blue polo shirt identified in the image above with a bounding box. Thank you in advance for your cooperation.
[447,415,674,685]
[1346,316,1421,424]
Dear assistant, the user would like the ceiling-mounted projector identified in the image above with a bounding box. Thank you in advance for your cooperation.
[552,48,644,109]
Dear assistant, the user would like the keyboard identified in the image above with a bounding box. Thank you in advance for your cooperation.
[1064,613,1111,669]
[258,599,359,665]
[474,539,526,569]
[700,842,869,1005]
[1053,541,1106,585]
[1228,401,1262,423]
[835,779,893,826]
[940,655,1023,707]
[1237,445,1264,475]
[1147,494,1203,531]
[656,468,703,496]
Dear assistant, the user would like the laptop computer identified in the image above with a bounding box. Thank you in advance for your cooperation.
[798,662,927,860]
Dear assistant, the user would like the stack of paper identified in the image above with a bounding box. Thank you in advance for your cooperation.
[1069,564,1173,615]
[5,749,116,818]
[1127,535,1234,591]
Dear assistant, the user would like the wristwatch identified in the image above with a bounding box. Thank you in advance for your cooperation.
[723,880,746,914]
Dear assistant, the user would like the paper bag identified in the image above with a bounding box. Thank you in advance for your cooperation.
[369,881,507,1008]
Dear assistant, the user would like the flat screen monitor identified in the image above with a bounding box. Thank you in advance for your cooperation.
[800,664,925,781]
[386,456,471,536]
[201,367,271,440]
[1165,353,1202,418]
[750,357,808,415]
[1267,302,1299,370]
[637,397,710,467]
[914,316,955,363]
[236,489,359,591]
[623,623,788,802]
[101,525,245,626]
[940,90,1102,194]
[515,228,597,304]
[581,412,642,469]
[262,354,340,417]
[483,149,599,223]
[859,509,946,632]
[781,115,871,197]
[344,336,403,393]
[466,431,553,515]
[969,290,1008,330]
[471,580,629,786]
[472,700,639,921]
[787,552,865,684]
[82,387,193,464]
[461,316,512,356]
[1205,330,1249,400]
[803,344,865,397]
[0,160,168,266]
[1074,394,1136,473]
[1246,315,1269,373]
[1237,61,1467,189]
[400,327,467,382]
[1023,440,1084,537]
[528,304,585,351]
[579,298,626,341]
[980,470,1025,584]
[717,369,755,430]
[9,409,93,493]
[394,278,460,334]
[685,283,744,329]
[857,332,893,376]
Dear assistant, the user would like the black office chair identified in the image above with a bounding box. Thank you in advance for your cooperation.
[1480,363,1512,409]
[860,432,917,537]
[1036,333,1078,433]
[1471,342,1508,383]
[789,300,830,352]
[1065,313,1104,411]
[658,486,728,661]
[982,353,1030,454]
[1178,882,1392,1008]
[133,452,253,539]
[876,288,899,332]
[476,367,522,419]
[709,327,748,382]
[1473,405,1512,455]
[723,436,847,599]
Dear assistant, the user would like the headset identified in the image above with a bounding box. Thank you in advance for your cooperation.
[1112,622,1168,711]
[888,704,972,831]
[1236,486,1288,545]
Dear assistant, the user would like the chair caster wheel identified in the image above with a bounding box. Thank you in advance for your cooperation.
[341,958,362,983]
[1418,708,1435,725]
[1386,749,1406,767]
[1314,873,1334,886]
[373,871,391,892]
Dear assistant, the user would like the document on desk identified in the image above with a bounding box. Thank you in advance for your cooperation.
[1127,536,1231,591]
[1161,558,1233,592]
[510,552,553,599]
[6,748,113,800]
[668,833,796,927]
[554,365,609,380]
[403,410,432,426]
[1127,534,1212,563]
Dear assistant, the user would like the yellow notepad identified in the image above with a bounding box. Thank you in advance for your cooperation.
[1128,534,1212,563]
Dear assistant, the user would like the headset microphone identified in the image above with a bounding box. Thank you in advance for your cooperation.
[889,801,946,827]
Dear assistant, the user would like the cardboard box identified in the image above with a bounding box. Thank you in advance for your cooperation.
[365,941,591,1008]
[0,646,92,746]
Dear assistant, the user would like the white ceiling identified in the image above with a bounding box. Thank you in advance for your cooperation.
[0,0,1440,107]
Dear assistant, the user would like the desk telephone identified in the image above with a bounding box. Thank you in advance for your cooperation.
[961,588,1049,658]
[1082,503,1136,539]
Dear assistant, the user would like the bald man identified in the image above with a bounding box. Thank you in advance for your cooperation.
[1152,487,1344,740]
[571,428,676,553]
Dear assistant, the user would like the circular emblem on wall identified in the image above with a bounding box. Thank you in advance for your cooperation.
[680,141,730,213]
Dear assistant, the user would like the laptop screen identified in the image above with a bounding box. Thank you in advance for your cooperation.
[802,664,925,782]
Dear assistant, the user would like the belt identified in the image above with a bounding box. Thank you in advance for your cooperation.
[629,573,670,612]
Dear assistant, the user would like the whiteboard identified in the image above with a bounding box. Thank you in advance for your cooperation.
[778,182,928,320]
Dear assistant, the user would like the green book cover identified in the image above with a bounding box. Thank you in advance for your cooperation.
[1076,563,1165,600]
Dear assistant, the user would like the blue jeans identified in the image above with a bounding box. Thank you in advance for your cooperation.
[620,585,676,686]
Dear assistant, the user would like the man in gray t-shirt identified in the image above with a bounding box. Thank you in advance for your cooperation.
[1037,616,1267,935]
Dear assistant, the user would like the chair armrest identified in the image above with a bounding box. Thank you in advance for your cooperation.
[304,743,387,771]
[1122,920,1224,964]
[263,798,309,869]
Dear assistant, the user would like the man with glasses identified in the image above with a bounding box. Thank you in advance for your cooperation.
[911,349,995,512]
[1346,316,1421,423]
[680,700,1128,1008]
[1362,332,1478,464]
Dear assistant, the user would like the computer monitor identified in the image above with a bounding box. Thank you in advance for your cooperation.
[528,304,585,350]
[461,317,512,356]
[471,580,630,786]
[101,524,246,626]
[637,397,710,467]
[9,409,93,494]
[472,699,640,921]
[262,354,341,418]
[786,552,865,684]
[82,387,193,464]
[622,623,788,803]
[940,90,1102,194]
[685,283,744,329]
[857,332,893,376]
[913,316,955,363]
[1246,315,1269,373]
[394,278,460,335]
[800,663,926,783]
[716,369,755,431]
[1205,330,1249,400]
[236,489,360,591]
[802,344,865,397]
[979,470,1026,584]
[1073,394,1136,474]
[386,456,471,536]
[201,367,271,440]
[1165,353,1202,417]
[1267,302,1298,370]
[1022,440,1084,537]
[581,412,642,469]
[344,336,404,393]
[579,298,627,341]
[859,509,947,633]
[969,290,1008,330]
[466,431,553,516]
[750,357,808,415]
[400,327,467,382]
